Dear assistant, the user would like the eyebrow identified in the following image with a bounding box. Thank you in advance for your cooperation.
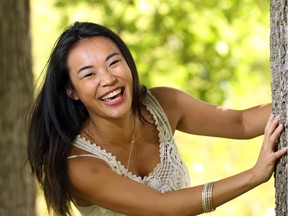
[77,52,121,74]
[105,52,121,61]
[77,65,94,74]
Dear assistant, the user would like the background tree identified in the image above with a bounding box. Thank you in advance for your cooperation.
[271,0,288,215]
[0,0,36,215]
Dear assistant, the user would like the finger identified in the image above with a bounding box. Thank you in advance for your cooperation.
[265,115,280,136]
[262,121,282,151]
[264,113,275,132]
[273,147,288,161]
[268,124,284,150]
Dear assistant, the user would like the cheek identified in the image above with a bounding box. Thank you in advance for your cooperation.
[126,68,134,84]
[73,82,98,102]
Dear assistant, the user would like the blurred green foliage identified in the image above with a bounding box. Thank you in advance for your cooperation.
[31,0,274,216]
[51,0,270,105]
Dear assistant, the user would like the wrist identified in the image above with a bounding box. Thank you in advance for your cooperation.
[248,167,266,187]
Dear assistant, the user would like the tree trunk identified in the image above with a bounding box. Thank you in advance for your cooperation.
[0,0,36,215]
[271,0,288,215]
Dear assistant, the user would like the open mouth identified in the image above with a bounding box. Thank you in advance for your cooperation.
[100,87,125,105]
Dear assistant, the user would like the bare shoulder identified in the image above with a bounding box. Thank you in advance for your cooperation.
[67,155,112,204]
[149,87,185,107]
[149,86,181,98]
[148,87,186,132]
[148,87,227,135]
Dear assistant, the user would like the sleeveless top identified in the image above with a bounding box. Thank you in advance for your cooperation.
[69,91,190,216]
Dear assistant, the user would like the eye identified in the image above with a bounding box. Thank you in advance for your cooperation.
[82,72,96,79]
[109,59,121,68]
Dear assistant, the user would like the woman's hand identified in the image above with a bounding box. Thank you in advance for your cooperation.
[251,114,287,184]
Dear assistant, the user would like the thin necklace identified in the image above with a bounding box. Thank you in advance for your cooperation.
[83,118,136,172]
[126,121,136,172]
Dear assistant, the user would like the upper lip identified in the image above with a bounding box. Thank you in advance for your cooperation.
[100,87,123,100]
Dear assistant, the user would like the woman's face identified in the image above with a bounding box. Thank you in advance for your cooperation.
[67,36,133,120]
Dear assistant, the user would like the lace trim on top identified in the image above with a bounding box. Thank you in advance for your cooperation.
[70,91,190,215]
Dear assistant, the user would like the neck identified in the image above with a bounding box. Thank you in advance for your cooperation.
[86,114,137,147]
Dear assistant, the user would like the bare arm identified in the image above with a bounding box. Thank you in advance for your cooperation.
[67,115,286,216]
[150,87,271,139]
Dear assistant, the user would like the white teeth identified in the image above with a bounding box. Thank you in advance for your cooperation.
[101,88,122,100]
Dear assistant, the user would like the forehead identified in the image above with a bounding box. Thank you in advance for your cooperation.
[68,36,120,58]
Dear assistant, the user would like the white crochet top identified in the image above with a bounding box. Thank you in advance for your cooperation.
[69,91,190,216]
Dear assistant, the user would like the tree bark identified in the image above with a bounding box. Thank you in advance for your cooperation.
[270,0,288,215]
[0,0,36,215]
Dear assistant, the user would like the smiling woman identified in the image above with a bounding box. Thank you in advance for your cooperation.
[66,37,133,117]
[27,22,286,216]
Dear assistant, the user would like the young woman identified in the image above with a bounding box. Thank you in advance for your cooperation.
[28,22,287,216]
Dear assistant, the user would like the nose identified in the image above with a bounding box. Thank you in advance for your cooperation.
[99,70,116,86]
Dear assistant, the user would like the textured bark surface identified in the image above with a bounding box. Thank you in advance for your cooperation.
[0,0,36,215]
[270,0,288,215]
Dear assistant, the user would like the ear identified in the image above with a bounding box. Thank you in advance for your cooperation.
[66,87,79,100]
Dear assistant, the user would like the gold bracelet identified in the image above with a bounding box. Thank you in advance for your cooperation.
[202,182,215,213]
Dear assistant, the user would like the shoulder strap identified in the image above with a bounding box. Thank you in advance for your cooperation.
[71,135,124,175]
[67,154,100,159]
[144,90,173,142]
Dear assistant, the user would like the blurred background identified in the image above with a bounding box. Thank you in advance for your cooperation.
[31,0,273,215]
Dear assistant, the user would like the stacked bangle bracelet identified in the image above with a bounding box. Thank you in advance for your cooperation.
[202,182,215,213]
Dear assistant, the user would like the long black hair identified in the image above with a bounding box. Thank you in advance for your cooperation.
[27,22,147,216]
